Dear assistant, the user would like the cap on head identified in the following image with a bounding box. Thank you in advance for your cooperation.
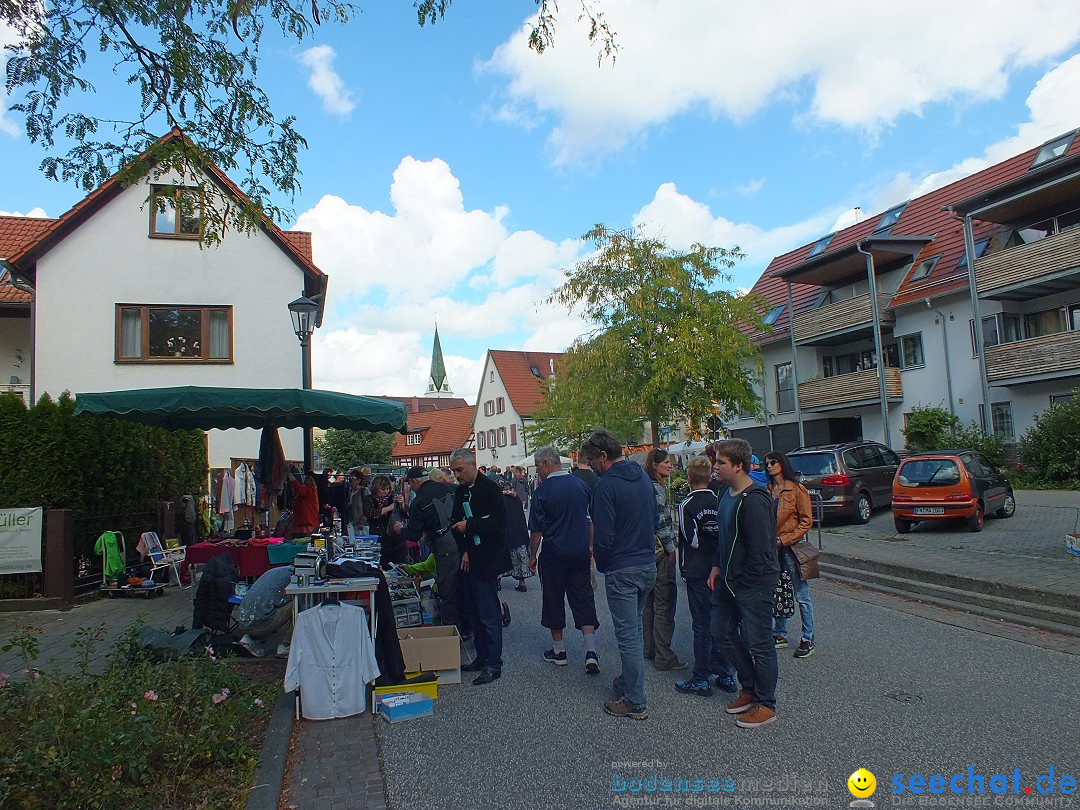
[750,455,761,466]
[406,466,429,482]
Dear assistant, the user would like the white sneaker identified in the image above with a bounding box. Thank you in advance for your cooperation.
[238,634,265,658]
[276,643,290,659]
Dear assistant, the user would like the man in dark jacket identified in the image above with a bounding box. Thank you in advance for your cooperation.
[395,467,462,630]
[449,448,509,685]
[581,428,656,720]
[707,438,780,729]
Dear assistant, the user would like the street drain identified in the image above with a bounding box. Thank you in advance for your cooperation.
[885,691,922,703]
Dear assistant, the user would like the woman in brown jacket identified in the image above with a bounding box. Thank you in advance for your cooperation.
[764,451,816,659]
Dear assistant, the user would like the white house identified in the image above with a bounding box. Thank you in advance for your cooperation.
[728,127,1080,456]
[0,128,328,468]
[471,350,563,469]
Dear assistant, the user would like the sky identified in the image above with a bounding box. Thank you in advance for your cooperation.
[4,1,1080,405]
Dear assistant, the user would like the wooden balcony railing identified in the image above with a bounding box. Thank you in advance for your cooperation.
[797,367,902,410]
[791,292,895,344]
[975,228,1080,296]
[984,331,1080,384]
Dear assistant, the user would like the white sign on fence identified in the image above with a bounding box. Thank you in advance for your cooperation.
[0,507,43,574]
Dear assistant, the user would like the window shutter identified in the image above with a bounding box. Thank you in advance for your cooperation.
[510,425,517,445]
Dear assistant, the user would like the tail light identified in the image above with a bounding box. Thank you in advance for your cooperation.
[820,475,850,487]
[944,494,972,502]
[893,495,913,502]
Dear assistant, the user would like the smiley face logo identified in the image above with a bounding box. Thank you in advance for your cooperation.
[848,769,877,798]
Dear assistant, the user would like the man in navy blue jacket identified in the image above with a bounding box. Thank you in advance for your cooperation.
[581,428,656,720]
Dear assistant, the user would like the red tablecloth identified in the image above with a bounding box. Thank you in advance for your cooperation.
[182,542,279,580]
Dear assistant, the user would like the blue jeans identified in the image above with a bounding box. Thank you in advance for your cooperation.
[466,572,502,671]
[685,577,718,683]
[712,581,779,711]
[604,563,656,708]
[773,550,815,642]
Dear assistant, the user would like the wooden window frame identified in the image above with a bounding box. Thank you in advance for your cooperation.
[496,396,505,414]
[149,185,203,239]
[115,304,234,363]
[497,427,507,447]
[406,432,423,446]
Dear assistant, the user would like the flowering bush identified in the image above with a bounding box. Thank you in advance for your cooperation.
[0,624,278,809]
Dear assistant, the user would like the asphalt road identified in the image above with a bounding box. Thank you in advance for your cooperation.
[377,578,1080,810]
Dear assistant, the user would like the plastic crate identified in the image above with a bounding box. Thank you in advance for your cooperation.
[394,603,423,627]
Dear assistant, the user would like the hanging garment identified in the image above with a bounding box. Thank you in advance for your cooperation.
[284,602,380,720]
[94,531,125,580]
[234,462,257,507]
[218,471,235,515]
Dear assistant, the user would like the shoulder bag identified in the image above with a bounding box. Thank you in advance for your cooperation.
[789,540,820,580]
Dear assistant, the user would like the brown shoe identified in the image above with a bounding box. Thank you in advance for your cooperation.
[724,690,755,715]
[735,704,777,728]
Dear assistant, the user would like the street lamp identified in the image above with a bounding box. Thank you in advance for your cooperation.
[288,293,319,471]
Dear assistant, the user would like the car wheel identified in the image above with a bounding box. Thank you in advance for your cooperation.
[853,492,872,525]
[967,502,984,533]
[996,490,1016,519]
[893,516,911,534]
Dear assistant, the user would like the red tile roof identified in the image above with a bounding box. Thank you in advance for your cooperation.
[489,350,564,417]
[0,215,56,259]
[747,130,1080,339]
[4,128,327,319]
[391,405,475,459]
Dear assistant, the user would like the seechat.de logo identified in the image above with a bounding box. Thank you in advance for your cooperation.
[848,768,877,808]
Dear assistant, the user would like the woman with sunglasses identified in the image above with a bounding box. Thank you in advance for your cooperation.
[764,451,816,659]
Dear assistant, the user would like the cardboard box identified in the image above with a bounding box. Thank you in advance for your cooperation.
[377,692,433,723]
[396,626,461,681]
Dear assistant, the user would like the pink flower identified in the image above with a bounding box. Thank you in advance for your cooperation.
[254,698,264,707]
[144,690,158,702]
[0,673,8,688]
[211,688,230,705]
[24,668,40,680]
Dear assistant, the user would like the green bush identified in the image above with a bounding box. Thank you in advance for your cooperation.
[901,405,959,452]
[1018,393,1080,482]
[0,624,278,809]
[0,392,206,512]
[669,469,689,503]
[954,422,1005,469]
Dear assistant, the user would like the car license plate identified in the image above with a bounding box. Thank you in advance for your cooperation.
[913,507,945,516]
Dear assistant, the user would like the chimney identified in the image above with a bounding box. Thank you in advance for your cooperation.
[548,358,556,379]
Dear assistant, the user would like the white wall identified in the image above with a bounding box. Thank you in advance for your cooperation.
[32,174,308,467]
[472,353,524,468]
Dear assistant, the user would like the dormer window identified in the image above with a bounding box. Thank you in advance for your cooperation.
[807,233,834,258]
[762,304,785,326]
[910,255,940,281]
[873,202,908,236]
[150,185,201,238]
[955,238,991,270]
[1031,131,1076,169]
[406,432,422,446]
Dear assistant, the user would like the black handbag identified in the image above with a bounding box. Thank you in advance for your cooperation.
[773,569,795,618]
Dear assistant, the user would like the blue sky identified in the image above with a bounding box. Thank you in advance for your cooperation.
[4,1,1080,404]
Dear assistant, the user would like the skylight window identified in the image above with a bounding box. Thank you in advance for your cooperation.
[1031,131,1076,169]
[808,233,835,258]
[955,238,991,269]
[910,255,940,282]
[873,202,909,235]
[762,304,785,326]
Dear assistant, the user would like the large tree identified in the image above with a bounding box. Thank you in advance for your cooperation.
[315,428,394,470]
[531,224,768,450]
[2,0,614,240]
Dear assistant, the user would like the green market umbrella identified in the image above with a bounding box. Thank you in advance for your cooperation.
[74,386,407,434]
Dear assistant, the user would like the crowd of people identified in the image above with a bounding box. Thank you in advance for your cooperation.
[308,432,817,727]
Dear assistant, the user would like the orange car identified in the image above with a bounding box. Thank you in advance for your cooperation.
[891,450,1016,533]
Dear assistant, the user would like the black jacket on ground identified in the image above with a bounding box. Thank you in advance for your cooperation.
[452,473,510,579]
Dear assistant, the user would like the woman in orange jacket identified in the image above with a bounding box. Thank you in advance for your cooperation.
[764,451,816,659]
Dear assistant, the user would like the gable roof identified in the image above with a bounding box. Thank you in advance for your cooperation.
[391,405,474,458]
[378,395,470,413]
[2,128,327,322]
[746,128,1080,342]
[488,350,564,417]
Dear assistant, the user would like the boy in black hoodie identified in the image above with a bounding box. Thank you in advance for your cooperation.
[706,439,780,728]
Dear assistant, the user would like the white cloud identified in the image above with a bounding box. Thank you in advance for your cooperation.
[485,0,1080,164]
[872,55,1080,207]
[300,156,589,398]
[298,45,356,116]
[631,182,840,284]
[0,207,48,217]
[736,178,765,195]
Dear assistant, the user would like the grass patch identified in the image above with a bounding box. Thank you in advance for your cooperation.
[0,624,280,809]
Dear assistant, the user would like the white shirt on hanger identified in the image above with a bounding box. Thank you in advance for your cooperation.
[284,602,380,720]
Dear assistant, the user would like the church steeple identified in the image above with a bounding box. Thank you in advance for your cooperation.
[425,324,454,397]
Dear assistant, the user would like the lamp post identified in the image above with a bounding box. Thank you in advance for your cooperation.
[288,293,319,471]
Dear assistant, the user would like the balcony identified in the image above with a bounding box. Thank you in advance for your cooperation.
[976,228,1080,301]
[791,293,895,345]
[0,383,30,406]
[797,367,903,411]
[984,331,1080,385]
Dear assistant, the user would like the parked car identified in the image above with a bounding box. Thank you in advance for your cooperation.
[891,450,1016,533]
[787,441,901,524]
